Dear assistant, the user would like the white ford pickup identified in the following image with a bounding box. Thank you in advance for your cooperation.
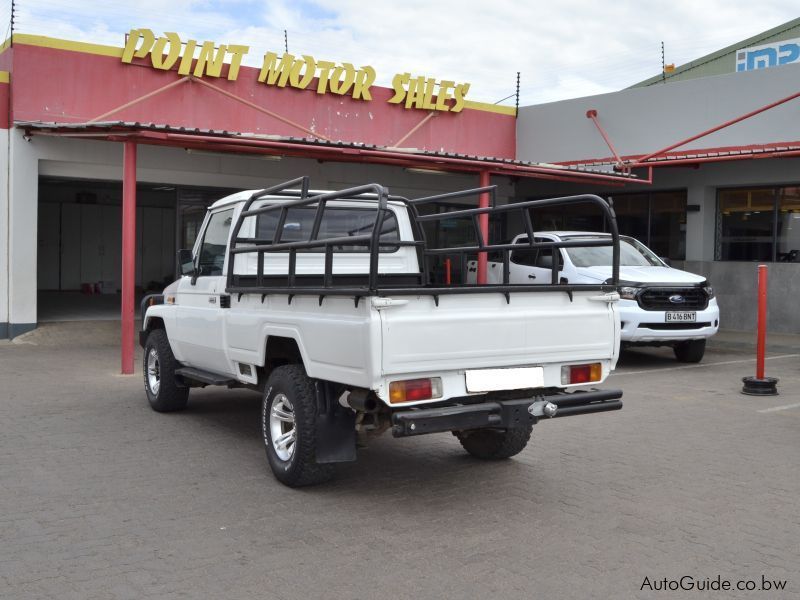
[467,232,719,362]
[140,178,624,487]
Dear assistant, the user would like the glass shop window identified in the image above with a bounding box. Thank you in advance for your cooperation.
[777,187,800,262]
[716,186,800,262]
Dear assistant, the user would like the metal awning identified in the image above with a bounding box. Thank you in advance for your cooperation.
[18,120,646,186]
[560,140,800,169]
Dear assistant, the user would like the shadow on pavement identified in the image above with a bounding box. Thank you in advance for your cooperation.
[175,385,543,500]
[616,347,683,368]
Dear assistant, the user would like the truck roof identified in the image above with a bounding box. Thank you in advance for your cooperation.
[209,189,407,210]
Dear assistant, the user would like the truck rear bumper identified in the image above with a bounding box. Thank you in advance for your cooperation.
[390,389,622,437]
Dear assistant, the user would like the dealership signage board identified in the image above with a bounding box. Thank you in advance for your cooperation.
[736,38,800,72]
[122,28,471,112]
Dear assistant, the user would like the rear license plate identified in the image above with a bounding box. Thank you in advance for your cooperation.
[665,311,696,323]
[465,366,544,393]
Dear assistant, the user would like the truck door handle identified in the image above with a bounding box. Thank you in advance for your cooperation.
[588,292,620,303]
[528,274,536,279]
[371,297,409,309]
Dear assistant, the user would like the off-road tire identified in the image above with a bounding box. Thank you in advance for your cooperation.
[456,425,533,460]
[673,339,706,363]
[262,365,334,487]
[143,329,189,412]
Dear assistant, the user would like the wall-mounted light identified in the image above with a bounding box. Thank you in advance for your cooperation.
[185,148,282,161]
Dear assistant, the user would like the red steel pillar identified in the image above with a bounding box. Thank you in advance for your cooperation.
[756,264,767,380]
[741,263,778,395]
[477,170,491,284]
[121,142,137,374]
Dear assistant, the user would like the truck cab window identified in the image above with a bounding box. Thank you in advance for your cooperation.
[256,206,399,252]
[535,248,563,269]
[511,249,537,266]
[510,236,536,266]
[511,237,563,269]
[198,209,234,276]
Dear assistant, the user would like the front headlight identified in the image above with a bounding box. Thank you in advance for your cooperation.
[605,279,641,300]
[614,281,641,300]
[703,283,715,299]
[619,286,640,300]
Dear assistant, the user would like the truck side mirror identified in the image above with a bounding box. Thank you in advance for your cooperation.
[660,256,672,267]
[178,249,196,277]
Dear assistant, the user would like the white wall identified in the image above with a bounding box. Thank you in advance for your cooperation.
[8,129,38,332]
[0,128,8,336]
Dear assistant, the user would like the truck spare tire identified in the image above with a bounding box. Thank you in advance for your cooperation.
[455,425,533,460]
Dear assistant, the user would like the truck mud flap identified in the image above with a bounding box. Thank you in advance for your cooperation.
[314,381,357,463]
[391,389,622,438]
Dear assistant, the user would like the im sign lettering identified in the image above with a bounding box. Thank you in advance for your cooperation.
[736,38,800,72]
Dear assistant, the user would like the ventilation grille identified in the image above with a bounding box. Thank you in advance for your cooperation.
[638,287,708,311]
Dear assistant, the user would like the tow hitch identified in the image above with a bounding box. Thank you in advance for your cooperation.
[531,401,559,418]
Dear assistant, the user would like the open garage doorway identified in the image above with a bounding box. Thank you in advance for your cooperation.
[37,178,235,322]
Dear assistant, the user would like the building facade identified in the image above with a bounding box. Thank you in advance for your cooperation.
[2,23,800,339]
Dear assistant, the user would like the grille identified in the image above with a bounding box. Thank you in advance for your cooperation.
[638,322,712,330]
[637,287,708,311]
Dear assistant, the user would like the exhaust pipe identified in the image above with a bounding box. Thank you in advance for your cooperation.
[347,389,379,413]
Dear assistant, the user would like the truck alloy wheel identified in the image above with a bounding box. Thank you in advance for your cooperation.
[269,394,296,461]
[146,348,161,396]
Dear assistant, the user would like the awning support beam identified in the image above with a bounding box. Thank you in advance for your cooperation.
[585,109,625,170]
[392,111,436,148]
[89,77,190,123]
[191,77,332,141]
[85,75,331,141]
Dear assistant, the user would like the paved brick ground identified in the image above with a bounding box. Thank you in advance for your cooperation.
[1,338,799,599]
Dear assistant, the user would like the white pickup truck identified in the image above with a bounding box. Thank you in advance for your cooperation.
[468,232,719,362]
[140,178,623,487]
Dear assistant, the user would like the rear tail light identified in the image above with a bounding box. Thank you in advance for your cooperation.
[389,377,443,403]
[561,363,602,385]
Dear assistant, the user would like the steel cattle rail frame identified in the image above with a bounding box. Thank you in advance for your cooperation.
[225,176,621,303]
[226,177,427,299]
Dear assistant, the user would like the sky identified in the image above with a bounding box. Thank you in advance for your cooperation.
[2,0,798,106]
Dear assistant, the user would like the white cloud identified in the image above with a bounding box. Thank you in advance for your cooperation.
[5,0,799,105]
